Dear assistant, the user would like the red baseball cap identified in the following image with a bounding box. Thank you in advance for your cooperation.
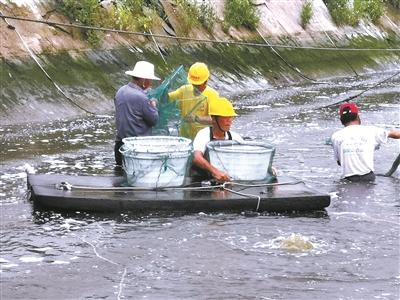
[339,102,359,116]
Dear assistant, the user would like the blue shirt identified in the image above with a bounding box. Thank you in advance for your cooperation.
[114,82,159,141]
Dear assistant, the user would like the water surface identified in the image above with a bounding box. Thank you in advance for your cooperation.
[1,71,399,299]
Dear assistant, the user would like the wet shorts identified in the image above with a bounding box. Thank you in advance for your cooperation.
[345,171,375,182]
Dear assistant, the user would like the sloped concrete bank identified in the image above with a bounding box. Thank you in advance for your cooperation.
[0,0,399,125]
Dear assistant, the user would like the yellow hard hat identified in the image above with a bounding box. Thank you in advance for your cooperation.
[209,97,238,117]
[187,62,210,85]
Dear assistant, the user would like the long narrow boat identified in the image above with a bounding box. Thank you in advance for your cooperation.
[27,173,331,213]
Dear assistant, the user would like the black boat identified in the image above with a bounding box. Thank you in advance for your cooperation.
[27,173,331,213]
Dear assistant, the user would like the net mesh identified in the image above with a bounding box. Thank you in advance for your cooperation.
[148,65,208,140]
[121,66,211,187]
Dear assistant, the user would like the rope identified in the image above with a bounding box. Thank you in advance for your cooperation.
[57,180,301,191]
[0,12,96,115]
[222,185,262,211]
[2,14,400,52]
[320,70,400,109]
[256,29,323,84]
[55,179,305,211]
[384,153,400,177]
[149,29,167,64]
[324,31,359,77]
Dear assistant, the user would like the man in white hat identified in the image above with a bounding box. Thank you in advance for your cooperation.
[114,61,160,166]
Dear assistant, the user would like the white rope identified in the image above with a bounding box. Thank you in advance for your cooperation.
[58,180,301,191]
[117,267,127,300]
[56,180,305,212]
[222,185,262,211]
[79,237,118,265]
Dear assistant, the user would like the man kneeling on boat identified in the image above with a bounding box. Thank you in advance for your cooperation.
[191,96,243,182]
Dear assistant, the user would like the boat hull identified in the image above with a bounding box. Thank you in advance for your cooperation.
[27,174,330,213]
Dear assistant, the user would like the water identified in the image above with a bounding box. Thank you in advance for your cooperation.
[1,71,399,299]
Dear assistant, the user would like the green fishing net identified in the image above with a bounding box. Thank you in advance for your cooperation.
[148,65,208,140]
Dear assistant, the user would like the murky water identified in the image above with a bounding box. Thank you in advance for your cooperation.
[1,71,399,299]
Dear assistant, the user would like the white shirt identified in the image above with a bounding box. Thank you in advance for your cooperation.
[331,125,388,178]
[193,127,244,153]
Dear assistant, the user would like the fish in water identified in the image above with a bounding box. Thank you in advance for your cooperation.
[280,233,314,251]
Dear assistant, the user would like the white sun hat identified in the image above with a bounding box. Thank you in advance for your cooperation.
[125,61,160,80]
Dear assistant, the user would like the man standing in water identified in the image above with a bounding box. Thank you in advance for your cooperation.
[192,96,243,182]
[114,61,160,166]
[331,102,400,182]
[168,62,219,139]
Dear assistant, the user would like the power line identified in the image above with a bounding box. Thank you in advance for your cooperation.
[2,14,400,52]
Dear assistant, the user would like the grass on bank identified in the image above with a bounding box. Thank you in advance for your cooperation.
[58,0,397,47]
[323,0,388,26]
[301,1,313,29]
[224,0,260,30]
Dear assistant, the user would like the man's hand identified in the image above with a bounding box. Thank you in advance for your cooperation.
[149,98,158,108]
[184,114,196,123]
[211,169,231,183]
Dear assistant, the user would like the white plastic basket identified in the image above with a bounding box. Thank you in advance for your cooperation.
[207,140,275,181]
[120,136,193,188]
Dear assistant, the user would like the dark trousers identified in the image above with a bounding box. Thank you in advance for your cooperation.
[114,140,124,166]
[345,171,375,182]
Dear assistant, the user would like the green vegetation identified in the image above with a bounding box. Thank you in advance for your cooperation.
[300,1,313,29]
[323,0,385,26]
[58,0,216,44]
[174,0,216,34]
[224,0,260,30]
[197,1,217,32]
[385,0,400,8]
[59,0,158,46]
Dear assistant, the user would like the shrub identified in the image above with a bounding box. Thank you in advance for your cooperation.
[361,0,385,23]
[174,0,199,34]
[58,0,158,45]
[174,0,216,34]
[385,0,400,8]
[301,1,313,28]
[324,0,360,26]
[197,1,217,32]
[324,0,384,25]
[60,0,104,46]
[224,0,260,30]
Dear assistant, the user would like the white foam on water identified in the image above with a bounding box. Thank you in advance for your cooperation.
[0,172,27,180]
[1,263,19,269]
[331,212,398,225]
[19,256,44,263]
[34,247,53,253]
[68,138,85,144]
[252,233,329,255]
[245,104,270,109]
[51,260,70,265]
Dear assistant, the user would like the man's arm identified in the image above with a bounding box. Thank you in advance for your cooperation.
[388,130,400,139]
[195,115,212,125]
[192,151,230,182]
[331,135,341,166]
[142,97,159,126]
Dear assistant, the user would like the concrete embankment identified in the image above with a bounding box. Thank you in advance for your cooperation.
[0,0,399,125]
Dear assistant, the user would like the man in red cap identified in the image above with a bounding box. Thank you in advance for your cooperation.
[331,102,400,182]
